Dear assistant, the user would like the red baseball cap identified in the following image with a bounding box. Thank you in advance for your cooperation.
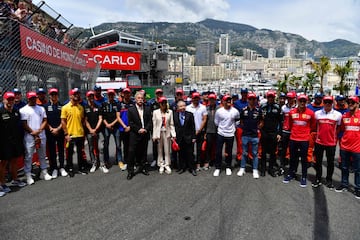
[48,88,58,94]
[266,90,276,97]
[158,96,168,103]
[323,96,333,102]
[3,92,15,100]
[192,92,200,98]
[286,92,296,99]
[297,94,308,101]
[107,89,116,95]
[86,90,95,97]
[155,88,163,94]
[348,96,359,103]
[26,91,37,99]
[69,88,80,96]
[222,95,231,101]
[175,88,184,94]
[122,88,131,93]
[247,92,257,99]
[208,93,216,100]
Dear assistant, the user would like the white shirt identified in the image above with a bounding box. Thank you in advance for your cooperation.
[186,103,207,131]
[136,104,144,128]
[214,107,240,137]
[20,104,47,140]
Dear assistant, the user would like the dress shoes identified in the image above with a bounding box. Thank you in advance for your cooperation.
[191,170,197,176]
[135,168,150,176]
[127,172,135,180]
[178,169,186,174]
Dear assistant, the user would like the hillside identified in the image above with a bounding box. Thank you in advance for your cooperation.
[72,18,360,58]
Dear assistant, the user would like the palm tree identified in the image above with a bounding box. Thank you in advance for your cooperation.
[333,60,353,95]
[289,75,303,91]
[302,71,318,95]
[277,73,290,94]
[307,56,331,93]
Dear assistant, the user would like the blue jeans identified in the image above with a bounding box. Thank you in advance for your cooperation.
[215,134,234,169]
[340,150,360,190]
[103,128,122,164]
[241,136,259,169]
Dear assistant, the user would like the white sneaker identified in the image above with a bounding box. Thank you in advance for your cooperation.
[165,166,172,174]
[90,164,97,173]
[0,190,5,197]
[159,166,164,174]
[52,169,58,179]
[253,169,259,179]
[100,165,109,174]
[121,164,127,171]
[237,168,245,177]
[59,168,68,177]
[151,160,157,167]
[226,168,232,176]
[213,169,220,177]
[26,174,34,185]
[40,170,52,181]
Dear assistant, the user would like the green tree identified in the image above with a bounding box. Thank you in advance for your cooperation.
[277,73,290,94]
[333,60,353,95]
[302,71,318,95]
[307,56,331,93]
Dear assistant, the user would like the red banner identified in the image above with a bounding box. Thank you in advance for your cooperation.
[20,25,87,71]
[80,50,141,70]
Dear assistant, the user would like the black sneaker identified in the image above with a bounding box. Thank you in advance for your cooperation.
[277,167,285,176]
[79,168,88,175]
[355,190,360,199]
[68,169,75,178]
[335,185,348,192]
[311,179,322,188]
[325,180,334,189]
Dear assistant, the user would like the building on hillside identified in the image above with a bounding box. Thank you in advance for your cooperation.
[195,40,215,66]
[284,43,296,58]
[219,34,230,55]
[268,48,276,59]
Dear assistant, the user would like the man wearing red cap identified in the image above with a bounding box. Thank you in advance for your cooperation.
[61,88,86,177]
[100,89,121,169]
[213,95,240,177]
[278,91,297,175]
[0,92,26,196]
[237,92,263,179]
[259,90,282,177]
[186,92,208,171]
[312,96,342,188]
[117,88,134,171]
[84,91,107,173]
[283,94,315,187]
[20,91,51,185]
[335,96,360,199]
[43,88,67,178]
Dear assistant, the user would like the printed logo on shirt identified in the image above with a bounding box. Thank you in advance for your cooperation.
[355,118,359,123]
[1,113,10,120]
[343,118,351,123]
[293,120,307,126]
[345,126,360,131]
[47,106,53,111]
[292,113,299,118]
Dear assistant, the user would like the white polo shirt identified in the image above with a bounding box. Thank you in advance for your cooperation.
[186,103,207,131]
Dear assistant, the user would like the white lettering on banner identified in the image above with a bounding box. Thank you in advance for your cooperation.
[92,54,136,66]
[24,35,86,67]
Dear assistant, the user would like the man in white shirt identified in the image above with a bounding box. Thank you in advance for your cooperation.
[213,95,240,176]
[20,91,52,185]
[186,92,208,171]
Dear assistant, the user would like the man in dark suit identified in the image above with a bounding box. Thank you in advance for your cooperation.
[127,91,152,180]
[173,100,197,176]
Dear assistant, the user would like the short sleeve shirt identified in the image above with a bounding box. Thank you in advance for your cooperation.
[20,104,47,140]
[186,103,208,131]
[61,102,84,137]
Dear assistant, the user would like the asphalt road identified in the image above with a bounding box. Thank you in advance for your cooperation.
[0,141,360,240]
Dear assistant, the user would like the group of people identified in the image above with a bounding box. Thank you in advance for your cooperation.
[0,85,359,200]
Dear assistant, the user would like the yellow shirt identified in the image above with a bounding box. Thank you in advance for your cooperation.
[61,102,84,137]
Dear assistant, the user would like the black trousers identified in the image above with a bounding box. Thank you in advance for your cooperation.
[260,132,277,173]
[178,139,195,171]
[67,137,85,170]
[47,132,65,171]
[205,133,217,165]
[280,132,291,167]
[314,143,336,181]
[127,134,148,173]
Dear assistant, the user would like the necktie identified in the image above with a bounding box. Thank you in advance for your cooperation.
[180,112,185,126]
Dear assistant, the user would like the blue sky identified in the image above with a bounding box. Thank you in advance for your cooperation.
[42,0,360,44]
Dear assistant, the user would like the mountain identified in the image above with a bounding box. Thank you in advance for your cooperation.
[73,18,360,58]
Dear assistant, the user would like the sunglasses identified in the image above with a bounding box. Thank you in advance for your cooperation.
[323,101,333,104]
[347,101,356,105]
[299,99,307,102]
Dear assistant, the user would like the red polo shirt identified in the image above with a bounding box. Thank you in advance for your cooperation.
[289,107,315,141]
[340,110,360,153]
